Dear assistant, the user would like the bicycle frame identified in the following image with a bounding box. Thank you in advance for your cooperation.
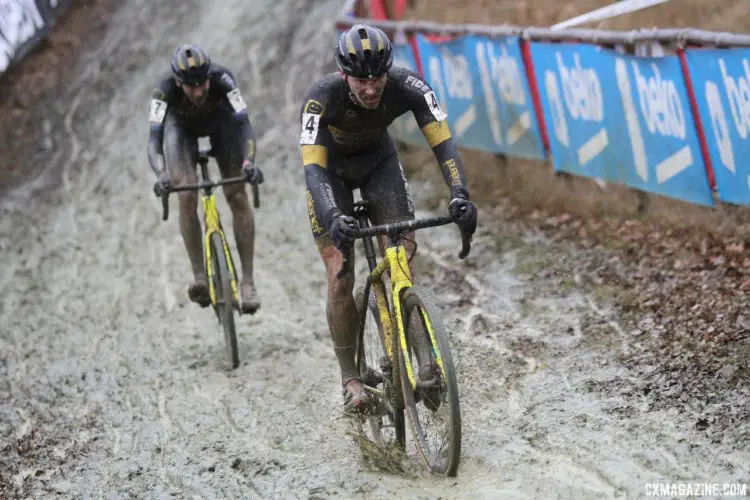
[364,244,444,393]
[351,203,466,394]
[196,154,240,307]
[158,149,246,308]
[202,190,239,306]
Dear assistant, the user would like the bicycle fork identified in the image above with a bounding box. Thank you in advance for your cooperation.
[202,194,239,308]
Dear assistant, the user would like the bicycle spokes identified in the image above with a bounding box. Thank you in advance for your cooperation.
[399,286,461,476]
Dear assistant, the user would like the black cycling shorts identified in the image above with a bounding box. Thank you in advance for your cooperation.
[163,109,244,178]
[308,149,416,251]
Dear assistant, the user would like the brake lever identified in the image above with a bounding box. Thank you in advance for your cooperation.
[153,182,171,221]
[161,193,169,221]
[451,205,472,260]
[335,223,360,279]
[458,229,472,259]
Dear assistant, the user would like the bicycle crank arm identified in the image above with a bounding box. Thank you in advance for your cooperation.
[363,386,394,417]
[363,385,385,398]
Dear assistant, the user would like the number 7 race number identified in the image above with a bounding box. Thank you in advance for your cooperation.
[149,99,167,123]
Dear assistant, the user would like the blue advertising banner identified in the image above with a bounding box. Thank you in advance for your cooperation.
[413,33,546,159]
[414,34,484,149]
[685,47,750,206]
[529,42,713,206]
[464,35,546,160]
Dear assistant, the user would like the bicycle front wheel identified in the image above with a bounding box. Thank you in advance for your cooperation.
[210,232,239,369]
[398,285,461,476]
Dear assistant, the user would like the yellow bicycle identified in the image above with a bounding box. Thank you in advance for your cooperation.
[156,147,260,370]
[340,199,471,477]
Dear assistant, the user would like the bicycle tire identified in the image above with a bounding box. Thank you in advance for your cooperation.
[398,285,461,476]
[354,285,406,448]
[210,232,239,369]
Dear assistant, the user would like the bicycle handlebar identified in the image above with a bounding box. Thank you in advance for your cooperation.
[156,176,260,221]
[335,213,473,279]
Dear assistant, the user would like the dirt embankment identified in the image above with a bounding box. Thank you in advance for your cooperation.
[400,1,750,335]
[398,0,750,449]
[0,0,124,195]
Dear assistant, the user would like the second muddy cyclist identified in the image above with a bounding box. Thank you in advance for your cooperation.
[147,44,264,314]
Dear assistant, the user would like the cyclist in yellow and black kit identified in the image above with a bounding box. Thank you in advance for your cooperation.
[148,44,264,314]
[300,24,478,414]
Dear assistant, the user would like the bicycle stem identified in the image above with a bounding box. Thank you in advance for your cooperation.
[155,176,260,221]
[336,215,472,279]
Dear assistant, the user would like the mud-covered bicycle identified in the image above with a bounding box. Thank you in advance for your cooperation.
[155,148,260,370]
[340,199,471,477]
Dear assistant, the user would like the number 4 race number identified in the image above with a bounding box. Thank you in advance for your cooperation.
[300,113,320,144]
[425,91,447,121]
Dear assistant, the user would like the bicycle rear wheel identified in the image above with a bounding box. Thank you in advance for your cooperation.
[210,232,239,369]
[398,285,461,476]
[354,285,406,448]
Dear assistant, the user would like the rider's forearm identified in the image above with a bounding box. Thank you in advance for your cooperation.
[432,138,469,199]
[235,112,257,164]
[147,126,166,176]
[304,164,339,225]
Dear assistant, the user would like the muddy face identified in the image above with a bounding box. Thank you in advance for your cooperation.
[177,78,210,106]
[347,74,387,109]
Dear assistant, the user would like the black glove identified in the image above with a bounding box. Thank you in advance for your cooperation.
[242,160,264,185]
[327,211,359,253]
[449,196,477,235]
[153,170,171,197]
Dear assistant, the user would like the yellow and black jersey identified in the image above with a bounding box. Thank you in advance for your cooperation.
[146,63,256,175]
[300,67,469,228]
[149,63,248,122]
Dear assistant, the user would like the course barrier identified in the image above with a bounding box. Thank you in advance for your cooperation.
[336,1,750,208]
[0,0,70,78]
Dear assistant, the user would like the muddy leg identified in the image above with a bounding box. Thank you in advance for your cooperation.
[163,115,209,306]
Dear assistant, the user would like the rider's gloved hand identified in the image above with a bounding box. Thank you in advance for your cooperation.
[326,210,359,253]
[242,159,264,185]
[448,190,477,236]
[153,170,171,197]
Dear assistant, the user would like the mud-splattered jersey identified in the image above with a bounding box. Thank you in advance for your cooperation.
[300,67,469,227]
[146,63,256,175]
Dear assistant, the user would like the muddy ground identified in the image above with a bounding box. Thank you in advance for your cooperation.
[1,0,749,498]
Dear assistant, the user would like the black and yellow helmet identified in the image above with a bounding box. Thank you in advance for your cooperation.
[171,44,211,86]
[335,24,393,79]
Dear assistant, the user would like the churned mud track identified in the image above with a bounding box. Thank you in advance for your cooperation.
[1,0,749,498]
